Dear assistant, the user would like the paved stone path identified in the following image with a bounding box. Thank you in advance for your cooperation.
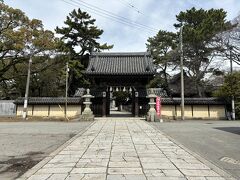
[20,119,232,180]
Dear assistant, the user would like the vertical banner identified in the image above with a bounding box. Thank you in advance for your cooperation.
[156,96,161,117]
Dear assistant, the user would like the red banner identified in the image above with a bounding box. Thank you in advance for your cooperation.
[156,96,161,117]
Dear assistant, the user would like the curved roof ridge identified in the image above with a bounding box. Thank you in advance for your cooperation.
[91,51,151,56]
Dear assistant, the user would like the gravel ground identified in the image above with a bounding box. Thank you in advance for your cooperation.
[0,121,92,180]
[152,120,240,179]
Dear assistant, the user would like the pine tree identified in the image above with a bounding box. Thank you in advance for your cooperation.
[56,9,113,95]
[146,30,177,95]
[174,7,233,97]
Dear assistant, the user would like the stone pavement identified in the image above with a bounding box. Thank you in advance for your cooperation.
[19,119,234,180]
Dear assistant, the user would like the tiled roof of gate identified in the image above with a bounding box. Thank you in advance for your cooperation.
[85,52,156,75]
[14,97,82,105]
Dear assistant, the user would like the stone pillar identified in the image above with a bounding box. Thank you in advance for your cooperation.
[146,89,157,122]
[80,89,94,121]
[135,91,139,117]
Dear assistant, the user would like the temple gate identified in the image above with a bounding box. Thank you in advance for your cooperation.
[85,52,155,117]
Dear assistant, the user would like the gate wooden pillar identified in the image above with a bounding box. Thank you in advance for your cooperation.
[135,91,139,117]
[132,93,135,115]
[106,91,110,116]
[102,91,106,117]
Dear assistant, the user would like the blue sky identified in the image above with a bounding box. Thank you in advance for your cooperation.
[5,0,240,52]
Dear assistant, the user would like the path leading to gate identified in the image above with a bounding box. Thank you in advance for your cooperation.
[19,119,233,180]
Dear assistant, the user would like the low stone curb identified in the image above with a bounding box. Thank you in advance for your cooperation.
[17,120,96,180]
[148,121,236,180]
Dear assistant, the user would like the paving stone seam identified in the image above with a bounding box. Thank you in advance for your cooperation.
[134,120,186,178]
[17,120,97,180]
[66,119,108,179]
[44,120,108,180]
[126,120,148,179]
[106,120,116,179]
[146,121,236,180]
[137,120,189,179]
[42,120,109,180]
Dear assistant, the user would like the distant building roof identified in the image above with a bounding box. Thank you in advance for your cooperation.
[85,52,155,75]
[14,97,82,105]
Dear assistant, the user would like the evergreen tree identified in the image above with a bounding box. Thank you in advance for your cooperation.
[214,72,240,119]
[174,7,233,97]
[56,8,113,95]
[146,30,177,95]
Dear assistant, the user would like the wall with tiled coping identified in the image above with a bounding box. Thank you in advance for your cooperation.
[15,104,225,120]
[161,105,226,120]
[16,105,81,118]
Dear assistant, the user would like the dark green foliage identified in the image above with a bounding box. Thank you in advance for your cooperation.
[214,72,240,119]
[214,72,240,98]
[56,9,113,56]
[146,7,235,97]
[146,30,177,96]
[113,91,130,106]
[147,75,171,96]
[0,55,66,98]
[0,4,59,81]
[147,76,163,88]
[175,8,231,43]
[0,4,62,99]
[56,8,113,95]
[174,7,233,97]
[147,30,177,64]
[236,102,240,119]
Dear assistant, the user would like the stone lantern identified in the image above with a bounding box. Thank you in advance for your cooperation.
[80,89,94,121]
[146,89,157,122]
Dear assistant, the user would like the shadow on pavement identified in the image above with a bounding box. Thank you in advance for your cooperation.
[214,127,240,135]
[0,151,43,179]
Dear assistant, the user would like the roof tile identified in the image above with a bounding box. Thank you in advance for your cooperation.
[14,97,82,105]
[85,52,155,75]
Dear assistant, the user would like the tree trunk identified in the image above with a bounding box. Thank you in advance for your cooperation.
[195,79,204,97]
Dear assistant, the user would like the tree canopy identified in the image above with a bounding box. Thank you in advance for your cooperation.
[214,72,240,118]
[175,7,233,96]
[56,8,113,95]
[146,30,177,96]
[0,3,59,81]
[147,7,235,97]
[214,72,240,98]
[0,3,62,98]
